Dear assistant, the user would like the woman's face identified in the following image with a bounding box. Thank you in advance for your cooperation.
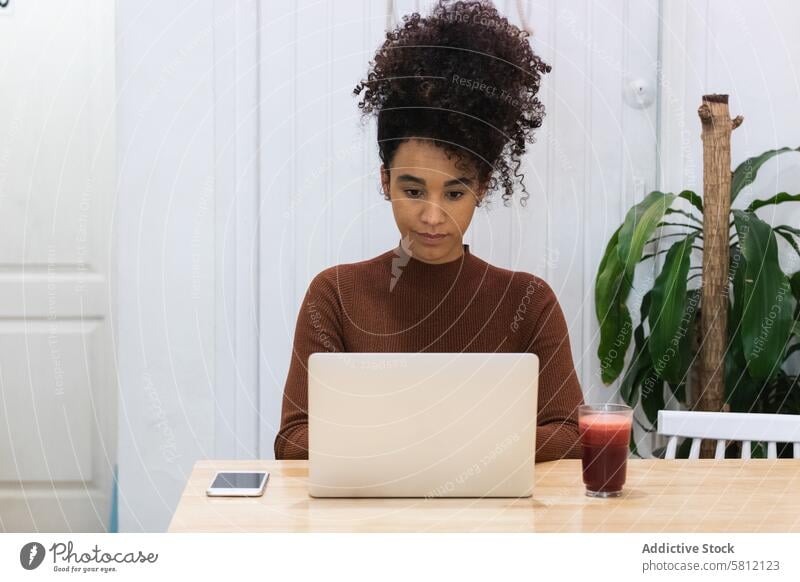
[381,139,485,264]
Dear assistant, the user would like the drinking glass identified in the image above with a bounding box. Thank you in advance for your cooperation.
[578,404,633,498]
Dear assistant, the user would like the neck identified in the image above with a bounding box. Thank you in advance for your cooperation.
[397,238,469,266]
[414,247,466,265]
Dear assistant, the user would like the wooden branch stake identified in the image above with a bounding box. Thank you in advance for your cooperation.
[696,94,740,457]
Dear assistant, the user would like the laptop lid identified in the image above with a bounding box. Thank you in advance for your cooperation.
[308,352,538,498]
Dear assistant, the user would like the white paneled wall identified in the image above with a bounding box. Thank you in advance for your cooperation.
[256,0,661,455]
[116,0,800,531]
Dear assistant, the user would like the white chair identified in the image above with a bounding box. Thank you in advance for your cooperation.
[657,410,800,459]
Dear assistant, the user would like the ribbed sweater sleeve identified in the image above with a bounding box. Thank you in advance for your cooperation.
[522,278,585,462]
[274,270,344,460]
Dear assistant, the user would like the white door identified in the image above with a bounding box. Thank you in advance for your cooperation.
[0,0,116,532]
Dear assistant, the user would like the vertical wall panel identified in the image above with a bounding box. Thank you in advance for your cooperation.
[258,1,299,455]
[294,0,332,294]
[363,2,399,256]
[118,0,220,532]
[539,0,591,404]
[331,0,374,267]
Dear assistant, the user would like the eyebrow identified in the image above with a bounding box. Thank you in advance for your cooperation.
[396,174,474,188]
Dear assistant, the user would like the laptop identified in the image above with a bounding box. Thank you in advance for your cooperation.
[307,352,538,498]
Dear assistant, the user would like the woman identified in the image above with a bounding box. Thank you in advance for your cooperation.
[275,0,584,462]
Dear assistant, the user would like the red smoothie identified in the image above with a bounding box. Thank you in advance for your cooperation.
[579,413,632,494]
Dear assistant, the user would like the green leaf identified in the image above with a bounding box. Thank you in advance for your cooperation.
[776,225,800,240]
[634,415,656,434]
[747,192,800,212]
[731,146,800,202]
[666,381,686,405]
[648,235,699,384]
[729,244,746,325]
[763,373,800,415]
[732,210,794,380]
[595,226,633,384]
[665,208,702,224]
[619,361,646,407]
[629,433,641,458]
[791,272,800,302]
[656,221,702,232]
[726,243,763,412]
[774,227,800,260]
[617,191,677,284]
[639,369,664,426]
[619,292,652,406]
[678,289,701,384]
[724,321,762,412]
[677,190,704,214]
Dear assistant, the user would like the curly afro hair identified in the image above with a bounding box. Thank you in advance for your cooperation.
[353,0,551,207]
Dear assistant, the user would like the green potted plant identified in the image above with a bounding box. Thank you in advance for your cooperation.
[594,145,800,458]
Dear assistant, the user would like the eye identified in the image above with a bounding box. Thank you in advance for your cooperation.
[447,191,465,201]
[404,189,424,199]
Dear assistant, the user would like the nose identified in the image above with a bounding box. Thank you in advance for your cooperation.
[420,199,446,226]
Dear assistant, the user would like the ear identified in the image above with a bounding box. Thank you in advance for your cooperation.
[380,164,391,199]
[475,183,488,207]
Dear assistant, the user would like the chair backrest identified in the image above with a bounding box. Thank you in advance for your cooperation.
[657,410,800,459]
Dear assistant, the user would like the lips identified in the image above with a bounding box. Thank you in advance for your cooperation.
[414,231,448,246]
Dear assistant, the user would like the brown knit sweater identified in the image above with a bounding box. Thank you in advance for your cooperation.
[274,242,585,462]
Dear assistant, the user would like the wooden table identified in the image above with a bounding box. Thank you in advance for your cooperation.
[168,459,800,532]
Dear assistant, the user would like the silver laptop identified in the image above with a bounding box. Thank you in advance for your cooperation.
[308,352,538,498]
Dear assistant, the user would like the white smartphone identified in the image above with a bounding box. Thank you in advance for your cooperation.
[206,471,269,497]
